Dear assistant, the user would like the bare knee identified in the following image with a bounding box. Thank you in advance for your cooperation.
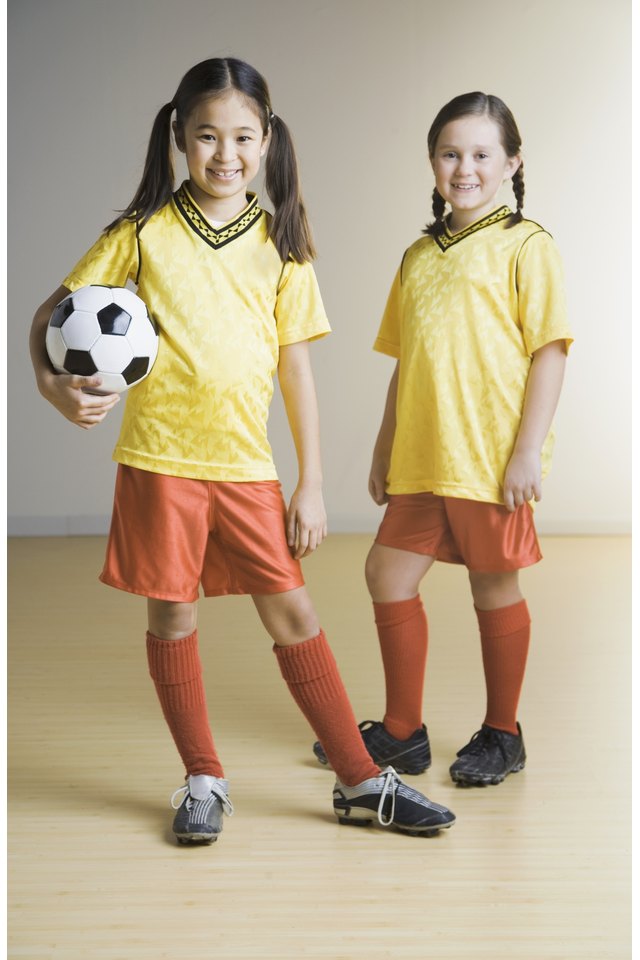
[365,544,402,598]
[147,599,198,640]
[253,587,320,646]
[364,546,385,596]
[468,571,522,610]
[365,544,433,603]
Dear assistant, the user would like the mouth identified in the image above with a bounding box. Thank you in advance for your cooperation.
[210,169,241,180]
[452,183,479,192]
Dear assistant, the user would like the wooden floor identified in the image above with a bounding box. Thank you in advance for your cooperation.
[8,535,631,960]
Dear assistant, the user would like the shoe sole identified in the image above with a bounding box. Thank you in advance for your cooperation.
[175,832,219,845]
[336,812,455,837]
[450,759,526,786]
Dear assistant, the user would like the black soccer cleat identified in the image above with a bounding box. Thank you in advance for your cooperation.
[333,766,455,836]
[313,720,431,775]
[171,775,234,844]
[449,723,526,786]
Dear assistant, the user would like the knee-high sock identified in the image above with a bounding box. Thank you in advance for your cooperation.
[274,631,381,786]
[476,600,531,735]
[373,596,428,740]
[146,630,224,778]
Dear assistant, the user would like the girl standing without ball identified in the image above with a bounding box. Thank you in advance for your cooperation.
[30,58,455,844]
[313,92,573,787]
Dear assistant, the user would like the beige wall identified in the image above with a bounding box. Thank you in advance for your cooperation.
[8,0,630,534]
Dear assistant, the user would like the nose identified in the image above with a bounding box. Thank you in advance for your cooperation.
[214,138,237,162]
[455,154,474,176]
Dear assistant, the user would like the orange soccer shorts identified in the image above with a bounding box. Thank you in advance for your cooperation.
[375,492,542,572]
[100,465,305,601]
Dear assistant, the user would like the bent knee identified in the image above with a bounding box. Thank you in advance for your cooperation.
[254,587,320,646]
[147,599,198,640]
[365,545,388,595]
[276,603,320,646]
[365,544,430,602]
[468,570,522,610]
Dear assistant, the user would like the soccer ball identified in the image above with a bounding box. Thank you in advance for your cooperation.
[46,285,159,394]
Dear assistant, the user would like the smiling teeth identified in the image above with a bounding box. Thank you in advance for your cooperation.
[453,184,478,190]
[214,170,239,178]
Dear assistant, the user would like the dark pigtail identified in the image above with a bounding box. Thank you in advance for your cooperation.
[510,164,525,225]
[423,91,525,234]
[424,188,447,237]
[265,114,316,263]
[103,58,317,260]
[105,101,175,232]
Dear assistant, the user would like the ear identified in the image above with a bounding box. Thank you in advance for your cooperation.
[173,121,185,154]
[504,153,522,180]
[259,128,271,158]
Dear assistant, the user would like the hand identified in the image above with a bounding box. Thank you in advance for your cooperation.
[503,448,542,513]
[286,484,328,559]
[368,455,389,505]
[38,370,120,430]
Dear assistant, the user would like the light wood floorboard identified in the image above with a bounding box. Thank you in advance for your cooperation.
[8,535,630,959]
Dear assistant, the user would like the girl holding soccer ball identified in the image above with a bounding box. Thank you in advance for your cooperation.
[29,57,455,845]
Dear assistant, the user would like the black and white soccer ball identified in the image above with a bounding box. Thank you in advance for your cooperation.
[46,285,159,394]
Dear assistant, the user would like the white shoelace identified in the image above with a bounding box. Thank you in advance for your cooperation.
[376,768,399,826]
[171,782,234,818]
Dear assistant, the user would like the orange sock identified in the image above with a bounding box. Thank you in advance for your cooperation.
[476,600,531,735]
[274,631,381,786]
[373,596,428,740]
[146,630,224,778]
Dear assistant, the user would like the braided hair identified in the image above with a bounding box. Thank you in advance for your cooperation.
[511,163,525,222]
[424,92,524,237]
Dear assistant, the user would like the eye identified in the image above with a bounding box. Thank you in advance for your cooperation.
[476,153,489,160]
[200,134,215,142]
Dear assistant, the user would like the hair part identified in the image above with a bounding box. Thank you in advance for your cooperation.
[106,57,315,262]
[423,91,524,237]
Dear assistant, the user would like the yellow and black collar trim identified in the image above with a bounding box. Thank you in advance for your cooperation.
[174,184,262,249]
[435,205,512,252]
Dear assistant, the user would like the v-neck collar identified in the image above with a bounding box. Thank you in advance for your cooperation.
[434,205,512,252]
[173,183,262,250]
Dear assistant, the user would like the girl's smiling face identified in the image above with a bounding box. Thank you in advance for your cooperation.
[430,114,521,232]
[175,90,269,221]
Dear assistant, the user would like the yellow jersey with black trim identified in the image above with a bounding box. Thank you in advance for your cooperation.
[63,186,330,481]
[374,207,573,505]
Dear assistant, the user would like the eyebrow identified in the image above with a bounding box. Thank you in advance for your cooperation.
[195,123,258,132]
[438,143,494,150]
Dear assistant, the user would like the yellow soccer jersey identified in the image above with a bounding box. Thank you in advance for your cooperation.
[374,206,573,504]
[63,185,330,481]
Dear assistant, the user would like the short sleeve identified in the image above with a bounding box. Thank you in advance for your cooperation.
[274,260,330,346]
[517,231,573,355]
[62,219,140,292]
[373,265,403,358]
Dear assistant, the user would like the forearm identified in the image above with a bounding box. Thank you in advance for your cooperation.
[514,340,567,455]
[502,339,568,511]
[368,361,399,504]
[30,286,69,394]
[277,341,327,557]
[278,341,323,487]
[373,361,399,458]
[29,283,120,428]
